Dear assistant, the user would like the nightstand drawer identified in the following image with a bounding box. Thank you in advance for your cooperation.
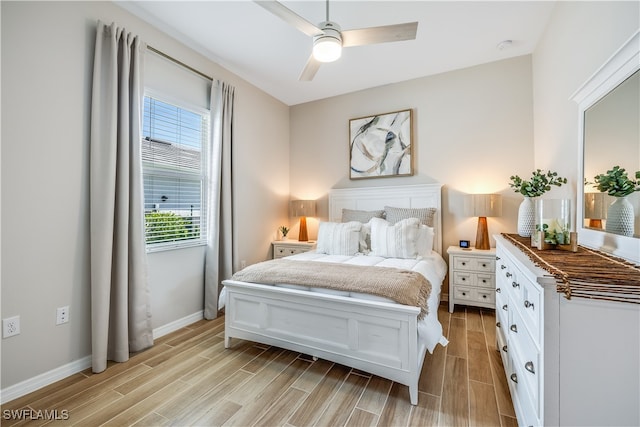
[453,256,495,272]
[452,271,495,288]
[274,246,306,258]
[453,285,495,305]
[272,240,316,259]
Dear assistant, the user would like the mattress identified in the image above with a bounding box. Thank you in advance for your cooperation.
[219,251,449,353]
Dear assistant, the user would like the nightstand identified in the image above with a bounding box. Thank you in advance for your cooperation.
[272,240,316,259]
[447,246,496,313]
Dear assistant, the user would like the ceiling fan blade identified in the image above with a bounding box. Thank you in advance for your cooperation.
[342,22,418,47]
[299,54,321,81]
[254,1,323,37]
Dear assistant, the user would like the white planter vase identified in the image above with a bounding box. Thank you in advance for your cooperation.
[517,197,536,237]
[605,196,634,237]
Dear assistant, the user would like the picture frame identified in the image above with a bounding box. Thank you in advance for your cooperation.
[349,109,414,180]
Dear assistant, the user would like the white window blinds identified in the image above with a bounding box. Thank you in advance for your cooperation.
[142,96,209,250]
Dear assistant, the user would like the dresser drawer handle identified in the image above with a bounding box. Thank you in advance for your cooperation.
[496,256,501,260]
[524,300,535,309]
[482,294,487,299]
[502,345,508,352]
[502,304,508,311]
[462,277,466,281]
[506,272,512,278]
[510,324,518,333]
[481,279,488,284]
[496,321,501,328]
[496,288,501,293]
[512,281,520,288]
[462,292,467,296]
[500,264,506,269]
[510,373,518,383]
[461,262,466,266]
[525,361,535,374]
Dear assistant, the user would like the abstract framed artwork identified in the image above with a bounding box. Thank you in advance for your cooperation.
[349,109,414,179]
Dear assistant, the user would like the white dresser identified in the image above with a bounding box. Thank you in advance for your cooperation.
[494,234,639,427]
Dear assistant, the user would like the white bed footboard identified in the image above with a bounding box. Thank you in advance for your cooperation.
[223,279,427,405]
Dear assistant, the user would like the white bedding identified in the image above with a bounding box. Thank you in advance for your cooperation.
[219,251,449,353]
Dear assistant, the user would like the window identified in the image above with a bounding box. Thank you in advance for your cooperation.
[142,95,209,251]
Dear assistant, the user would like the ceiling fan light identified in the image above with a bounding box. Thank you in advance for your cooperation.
[313,36,342,62]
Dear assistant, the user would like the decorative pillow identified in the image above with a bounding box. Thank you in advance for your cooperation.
[370,217,420,259]
[416,225,434,257]
[341,209,385,253]
[341,208,385,223]
[384,206,436,227]
[316,221,362,256]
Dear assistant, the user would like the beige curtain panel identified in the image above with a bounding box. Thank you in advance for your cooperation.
[89,21,153,373]
[205,80,236,319]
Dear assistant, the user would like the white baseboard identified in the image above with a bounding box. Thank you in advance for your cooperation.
[0,356,91,404]
[152,310,204,339]
[0,311,204,404]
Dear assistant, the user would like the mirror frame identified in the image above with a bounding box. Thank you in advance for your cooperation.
[572,29,640,264]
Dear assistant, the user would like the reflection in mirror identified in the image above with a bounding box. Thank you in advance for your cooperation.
[583,70,640,238]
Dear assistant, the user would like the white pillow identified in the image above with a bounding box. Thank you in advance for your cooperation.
[316,221,362,255]
[416,225,434,257]
[370,217,420,259]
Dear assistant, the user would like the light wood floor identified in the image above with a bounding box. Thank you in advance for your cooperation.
[2,303,516,426]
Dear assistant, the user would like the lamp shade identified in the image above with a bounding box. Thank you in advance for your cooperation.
[465,194,503,218]
[584,192,608,219]
[290,200,316,218]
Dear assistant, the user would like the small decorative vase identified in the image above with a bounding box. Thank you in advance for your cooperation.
[517,197,536,237]
[281,235,288,241]
[605,196,634,237]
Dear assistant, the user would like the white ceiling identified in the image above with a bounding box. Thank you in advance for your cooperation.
[117,0,556,106]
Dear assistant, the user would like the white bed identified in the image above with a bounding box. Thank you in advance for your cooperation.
[221,184,447,405]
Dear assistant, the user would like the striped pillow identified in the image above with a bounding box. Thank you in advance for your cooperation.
[370,217,420,259]
[384,206,436,227]
[316,221,362,255]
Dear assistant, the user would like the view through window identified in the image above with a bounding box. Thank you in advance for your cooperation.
[142,96,209,250]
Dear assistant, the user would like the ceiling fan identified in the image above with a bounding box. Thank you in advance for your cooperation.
[254,0,418,81]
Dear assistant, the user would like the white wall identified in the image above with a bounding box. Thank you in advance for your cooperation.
[290,55,535,296]
[1,1,289,391]
[532,1,639,200]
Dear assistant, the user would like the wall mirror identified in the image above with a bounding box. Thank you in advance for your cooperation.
[573,30,640,263]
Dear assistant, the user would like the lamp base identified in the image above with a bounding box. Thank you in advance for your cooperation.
[298,216,309,242]
[588,219,603,229]
[475,216,490,250]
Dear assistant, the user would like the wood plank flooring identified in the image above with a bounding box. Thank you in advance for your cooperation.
[2,304,516,426]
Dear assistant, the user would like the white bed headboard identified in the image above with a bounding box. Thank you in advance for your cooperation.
[328,183,443,255]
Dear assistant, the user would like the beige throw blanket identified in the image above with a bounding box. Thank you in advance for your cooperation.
[230,259,432,319]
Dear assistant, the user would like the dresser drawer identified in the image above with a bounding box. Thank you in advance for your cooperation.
[521,277,542,342]
[508,306,541,414]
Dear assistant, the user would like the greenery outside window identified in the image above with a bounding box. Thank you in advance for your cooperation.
[142,95,209,251]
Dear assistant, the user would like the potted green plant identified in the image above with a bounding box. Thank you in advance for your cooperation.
[279,225,290,240]
[593,166,640,236]
[509,169,568,237]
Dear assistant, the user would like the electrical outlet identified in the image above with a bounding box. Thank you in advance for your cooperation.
[56,306,69,325]
[3,316,21,338]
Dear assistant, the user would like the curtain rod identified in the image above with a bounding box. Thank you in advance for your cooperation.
[147,45,213,82]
